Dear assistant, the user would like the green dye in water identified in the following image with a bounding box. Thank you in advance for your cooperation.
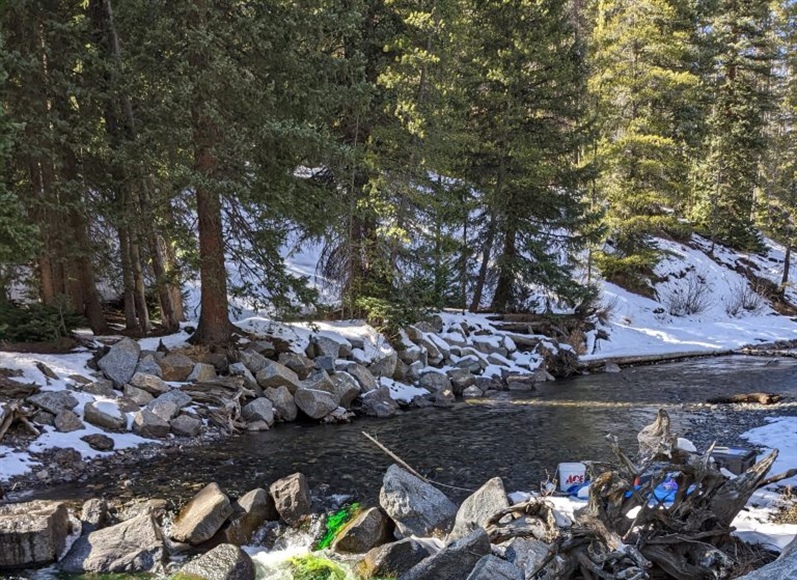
[316,502,361,550]
[288,554,348,580]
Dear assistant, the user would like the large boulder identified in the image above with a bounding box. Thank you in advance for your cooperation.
[170,483,234,545]
[311,335,342,359]
[98,338,141,386]
[54,409,84,432]
[132,409,170,439]
[80,498,110,534]
[146,389,191,421]
[379,464,457,539]
[269,473,312,526]
[360,387,399,418]
[278,352,316,380]
[60,514,163,574]
[216,488,278,546]
[228,362,259,393]
[399,528,490,580]
[83,401,126,431]
[419,372,451,393]
[256,361,301,393]
[323,372,361,408]
[170,414,203,437]
[357,538,437,579]
[187,362,217,383]
[158,353,195,382]
[341,362,377,392]
[81,433,115,451]
[28,391,78,415]
[332,507,393,554]
[135,354,163,378]
[448,477,509,541]
[739,535,797,579]
[496,537,559,578]
[178,544,255,580]
[264,386,298,422]
[466,555,524,580]
[369,350,398,379]
[294,388,338,419]
[130,372,170,395]
[241,397,275,427]
[238,349,269,375]
[123,384,154,406]
[0,501,69,570]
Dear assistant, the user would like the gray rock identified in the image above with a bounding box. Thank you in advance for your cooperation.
[84,401,126,431]
[146,389,192,421]
[83,379,115,396]
[341,362,377,392]
[116,396,141,413]
[414,337,443,365]
[135,354,163,378]
[332,507,393,554]
[264,386,298,422]
[250,340,276,357]
[34,410,55,426]
[369,350,398,379]
[360,386,399,418]
[462,386,483,398]
[98,338,141,386]
[487,352,513,366]
[398,347,423,365]
[278,352,315,380]
[313,335,341,359]
[506,374,536,391]
[133,408,170,439]
[294,388,338,419]
[466,555,524,580]
[187,362,218,383]
[238,349,269,375]
[379,464,457,539]
[130,372,170,395]
[270,473,311,526]
[80,498,110,534]
[322,372,361,408]
[171,414,203,437]
[738,535,797,579]
[123,384,154,406]
[60,514,163,574]
[471,335,504,355]
[497,537,558,578]
[170,483,233,545]
[216,488,278,546]
[314,356,336,372]
[603,362,621,373]
[302,369,335,392]
[81,433,115,451]
[179,543,255,580]
[241,397,275,427]
[419,372,451,393]
[54,409,84,432]
[431,389,455,408]
[228,362,259,393]
[455,355,484,374]
[256,361,301,393]
[446,368,476,395]
[28,391,78,415]
[158,353,195,382]
[0,501,69,570]
[448,477,509,541]
[474,376,502,391]
[358,538,437,579]
[399,528,490,580]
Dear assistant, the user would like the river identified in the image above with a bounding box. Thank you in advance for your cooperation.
[23,355,797,506]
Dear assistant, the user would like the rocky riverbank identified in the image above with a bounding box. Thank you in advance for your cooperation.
[2,456,795,579]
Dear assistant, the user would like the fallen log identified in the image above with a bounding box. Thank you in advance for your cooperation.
[706,392,782,405]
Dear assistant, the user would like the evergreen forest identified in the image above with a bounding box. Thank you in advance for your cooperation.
[1,0,796,346]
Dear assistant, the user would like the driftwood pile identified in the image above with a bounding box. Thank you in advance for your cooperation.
[492,410,788,579]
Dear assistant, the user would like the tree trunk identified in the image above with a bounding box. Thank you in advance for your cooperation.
[188,0,231,346]
[130,230,151,332]
[782,244,791,288]
[119,226,139,329]
[149,232,179,331]
[492,224,517,312]
[470,215,496,312]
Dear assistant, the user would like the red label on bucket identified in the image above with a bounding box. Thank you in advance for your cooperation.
[566,473,585,485]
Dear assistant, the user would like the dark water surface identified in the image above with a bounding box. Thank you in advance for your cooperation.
[24,355,797,505]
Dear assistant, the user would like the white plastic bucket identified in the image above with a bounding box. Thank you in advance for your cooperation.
[558,462,586,491]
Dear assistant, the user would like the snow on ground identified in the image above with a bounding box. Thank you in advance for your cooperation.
[585,236,797,361]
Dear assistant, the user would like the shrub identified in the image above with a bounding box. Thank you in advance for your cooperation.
[0,298,86,342]
[725,281,766,317]
[661,270,714,316]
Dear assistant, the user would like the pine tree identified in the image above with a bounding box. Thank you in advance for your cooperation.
[690,0,775,251]
[590,0,700,288]
[456,0,597,312]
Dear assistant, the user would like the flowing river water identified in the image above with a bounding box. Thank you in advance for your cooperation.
[23,355,797,507]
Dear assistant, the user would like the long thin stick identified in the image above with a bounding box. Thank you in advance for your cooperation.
[362,431,474,493]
